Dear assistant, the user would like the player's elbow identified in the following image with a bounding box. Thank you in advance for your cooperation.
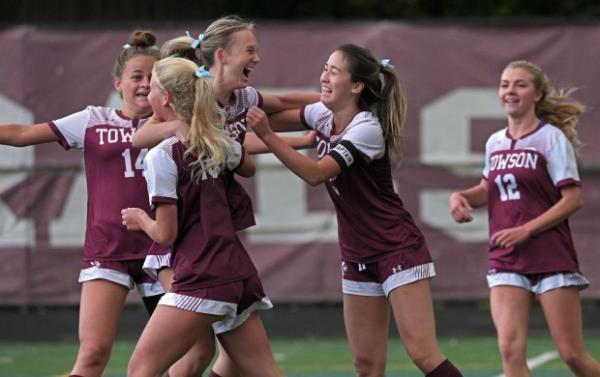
[154,229,177,247]
[304,173,328,187]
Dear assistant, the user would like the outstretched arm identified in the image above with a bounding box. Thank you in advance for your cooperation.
[449,179,488,223]
[246,106,340,186]
[261,92,320,115]
[121,204,178,246]
[0,123,58,146]
[243,131,317,154]
[490,185,582,249]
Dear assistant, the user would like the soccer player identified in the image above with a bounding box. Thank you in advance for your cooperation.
[0,30,164,377]
[122,56,281,377]
[246,44,463,377]
[449,60,600,376]
[134,16,317,377]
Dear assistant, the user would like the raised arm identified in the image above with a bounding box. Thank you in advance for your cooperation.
[246,106,339,186]
[243,131,316,154]
[260,92,320,115]
[449,179,488,223]
[0,123,59,146]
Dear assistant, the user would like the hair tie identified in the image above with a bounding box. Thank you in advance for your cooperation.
[195,66,212,79]
[123,43,159,50]
[380,58,394,70]
[190,33,205,49]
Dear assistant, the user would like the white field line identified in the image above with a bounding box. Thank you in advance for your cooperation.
[493,351,559,377]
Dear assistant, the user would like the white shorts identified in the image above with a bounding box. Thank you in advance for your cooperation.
[487,271,589,294]
[79,264,164,297]
[159,292,273,334]
[342,257,436,297]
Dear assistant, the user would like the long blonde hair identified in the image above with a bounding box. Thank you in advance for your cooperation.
[337,44,407,165]
[193,15,255,68]
[506,60,585,153]
[152,57,233,180]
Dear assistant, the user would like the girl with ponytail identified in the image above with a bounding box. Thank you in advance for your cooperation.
[450,60,600,376]
[247,44,463,377]
[122,57,281,377]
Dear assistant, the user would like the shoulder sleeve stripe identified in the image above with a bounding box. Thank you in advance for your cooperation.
[256,90,263,108]
[300,105,310,129]
[556,178,581,188]
[47,122,71,150]
[329,139,360,169]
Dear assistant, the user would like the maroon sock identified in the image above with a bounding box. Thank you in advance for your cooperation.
[208,372,223,377]
[69,375,84,377]
[426,359,463,377]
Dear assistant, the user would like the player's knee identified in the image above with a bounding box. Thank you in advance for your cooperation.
[557,345,586,371]
[77,340,112,368]
[352,353,385,377]
[497,340,526,365]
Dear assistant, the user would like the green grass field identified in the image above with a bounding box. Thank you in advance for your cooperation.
[1,337,600,376]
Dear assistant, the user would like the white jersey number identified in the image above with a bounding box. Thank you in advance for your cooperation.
[121,148,148,178]
[494,173,521,201]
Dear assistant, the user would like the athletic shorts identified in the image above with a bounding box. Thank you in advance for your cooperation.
[79,258,165,297]
[341,252,436,297]
[487,270,589,294]
[142,243,172,280]
[159,274,273,334]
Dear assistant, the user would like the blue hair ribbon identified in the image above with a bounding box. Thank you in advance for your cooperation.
[190,33,205,49]
[195,66,212,79]
[380,58,394,69]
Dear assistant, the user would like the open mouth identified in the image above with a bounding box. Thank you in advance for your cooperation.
[242,67,252,78]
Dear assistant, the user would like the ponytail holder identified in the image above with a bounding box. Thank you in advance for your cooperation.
[190,33,205,49]
[123,43,158,50]
[195,66,212,79]
[380,58,394,70]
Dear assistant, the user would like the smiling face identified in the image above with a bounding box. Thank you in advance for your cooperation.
[113,54,156,118]
[147,78,173,122]
[220,29,260,90]
[319,50,362,112]
[499,66,542,119]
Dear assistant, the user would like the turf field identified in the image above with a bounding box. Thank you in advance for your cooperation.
[1,337,600,376]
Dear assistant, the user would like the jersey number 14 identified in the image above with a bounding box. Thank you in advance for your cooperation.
[121,148,148,178]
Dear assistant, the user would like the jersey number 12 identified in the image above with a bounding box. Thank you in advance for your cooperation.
[494,173,521,201]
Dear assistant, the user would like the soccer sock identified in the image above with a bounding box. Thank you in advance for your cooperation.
[68,375,84,377]
[208,371,223,377]
[425,359,463,377]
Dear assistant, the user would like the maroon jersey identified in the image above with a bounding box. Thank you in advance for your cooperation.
[218,86,263,231]
[483,122,581,274]
[144,136,257,290]
[301,102,430,264]
[49,106,153,261]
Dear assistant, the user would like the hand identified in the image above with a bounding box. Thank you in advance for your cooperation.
[246,106,271,138]
[121,208,147,231]
[303,131,318,148]
[449,192,474,223]
[490,225,532,249]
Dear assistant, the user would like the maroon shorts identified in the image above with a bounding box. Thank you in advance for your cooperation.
[159,274,273,334]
